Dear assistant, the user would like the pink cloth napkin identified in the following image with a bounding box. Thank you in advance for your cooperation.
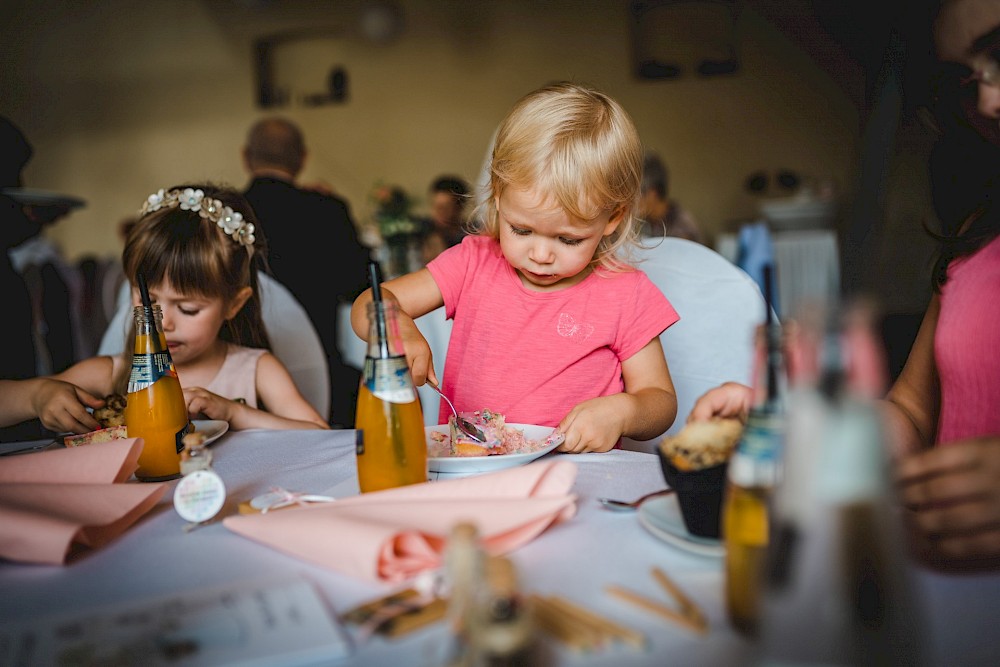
[0,438,167,565]
[224,459,578,582]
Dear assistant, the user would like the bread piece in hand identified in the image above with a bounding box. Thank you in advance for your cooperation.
[658,418,743,471]
[93,393,127,427]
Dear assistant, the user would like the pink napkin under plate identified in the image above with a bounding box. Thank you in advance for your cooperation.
[0,438,168,565]
[224,459,578,582]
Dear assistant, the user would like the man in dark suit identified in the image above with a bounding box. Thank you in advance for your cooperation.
[242,117,370,428]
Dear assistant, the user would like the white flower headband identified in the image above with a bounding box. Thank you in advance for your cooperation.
[139,188,256,248]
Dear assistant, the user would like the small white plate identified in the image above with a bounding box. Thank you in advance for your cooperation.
[638,494,725,558]
[192,419,229,446]
[425,424,559,474]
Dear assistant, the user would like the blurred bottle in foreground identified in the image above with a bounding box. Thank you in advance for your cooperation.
[723,265,785,638]
[757,300,926,666]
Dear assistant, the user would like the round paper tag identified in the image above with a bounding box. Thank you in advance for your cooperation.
[173,469,227,523]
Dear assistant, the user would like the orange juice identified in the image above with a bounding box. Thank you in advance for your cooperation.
[125,306,190,481]
[723,483,770,637]
[355,367,427,493]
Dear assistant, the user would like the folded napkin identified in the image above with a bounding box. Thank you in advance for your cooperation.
[0,438,167,565]
[224,459,578,583]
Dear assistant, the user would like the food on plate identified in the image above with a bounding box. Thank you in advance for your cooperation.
[427,408,557,458]
[62,393,130,447]
[658,418,743,471]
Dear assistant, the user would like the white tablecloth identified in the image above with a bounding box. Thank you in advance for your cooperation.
[1,430,998,666]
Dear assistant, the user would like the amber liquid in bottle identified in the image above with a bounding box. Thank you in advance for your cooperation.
[354,301,427,493]
[723,289,784,638]
[124,305,190,481]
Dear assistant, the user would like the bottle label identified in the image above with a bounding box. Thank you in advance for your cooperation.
[364,356,417,404]
[128,351,179,392]
[175,422,192,455]
[729,412,783,487]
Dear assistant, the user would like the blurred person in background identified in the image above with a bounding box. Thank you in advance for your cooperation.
[242,116,370,428]
[421,174,471,263]
[638,150,704,243]
[1,116,76,442]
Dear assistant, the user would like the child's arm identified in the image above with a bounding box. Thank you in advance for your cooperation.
[349,268,445,386]
[556,337,677,453]
[183,354,329,430]
[49,355,119,398]
[0,378,104,433]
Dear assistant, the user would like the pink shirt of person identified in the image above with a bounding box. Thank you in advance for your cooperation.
[426,235,679,428]
[934,233,1000,444]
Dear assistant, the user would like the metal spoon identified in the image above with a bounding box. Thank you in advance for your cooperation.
[598,488,674,512]
[429,384,486,444]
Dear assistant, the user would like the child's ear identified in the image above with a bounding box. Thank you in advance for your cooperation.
[602,206,627,237]
[226,286,253,320]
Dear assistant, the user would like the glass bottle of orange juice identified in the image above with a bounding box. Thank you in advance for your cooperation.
[124,304,191,481]
[354,267,427,493]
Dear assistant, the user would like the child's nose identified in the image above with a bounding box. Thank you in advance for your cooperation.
[978,83,1000,120]
[529,239,555,264]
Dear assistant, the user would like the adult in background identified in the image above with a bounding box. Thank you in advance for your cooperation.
[242,116,370,428]
[421,175,470,263]
[638,150,704,244]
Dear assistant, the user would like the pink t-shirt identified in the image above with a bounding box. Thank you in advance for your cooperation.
[426,235,679,427]
[935,233,1000,444]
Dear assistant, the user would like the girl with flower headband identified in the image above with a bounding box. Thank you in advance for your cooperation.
[351,82,679,452]
[49,183,329,431]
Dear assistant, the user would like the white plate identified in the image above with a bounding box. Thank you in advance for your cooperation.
[425,423,559,474]
[637,494,725,558]
[192,419,229,447]
[0,187,86,209]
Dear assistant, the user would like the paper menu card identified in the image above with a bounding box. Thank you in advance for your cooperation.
[0,575,352,666]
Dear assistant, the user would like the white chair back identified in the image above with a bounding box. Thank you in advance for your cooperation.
[623,238,769,453]
[97,273,331,421]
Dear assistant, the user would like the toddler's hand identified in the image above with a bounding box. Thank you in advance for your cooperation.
[555,396,626,453]
[688,382,752,423]
[183,387,236,423]
[399,327,438,387]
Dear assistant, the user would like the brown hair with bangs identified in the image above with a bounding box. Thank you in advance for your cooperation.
[472,81,644,271]
[112,183,271,392]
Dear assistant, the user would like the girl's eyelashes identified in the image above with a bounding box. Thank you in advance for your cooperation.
[508,223,584,245]
[179,306,200,316]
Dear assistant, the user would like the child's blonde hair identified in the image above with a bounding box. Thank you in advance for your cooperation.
[474,81,644,271]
